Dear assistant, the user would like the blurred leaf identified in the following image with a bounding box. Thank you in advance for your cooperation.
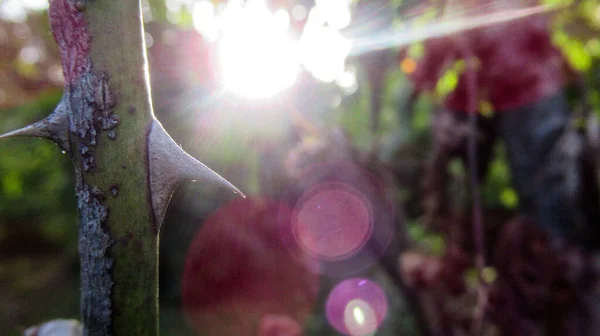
[147,0,168,22]
[482,267,498,283]
[448,159,465,177]
[340,73,372,151]
[553,30,593,71]
[482,144,513,208]
[435,69,458,98]
[478,100,494,118]
[2,171,23,200]
[500,188,518,209]
[411,94,433,131]
[408,221,445,255]
[585,39,600,57]
[408,220,426,241]
[541,0,573,6]
[407,42,424,59]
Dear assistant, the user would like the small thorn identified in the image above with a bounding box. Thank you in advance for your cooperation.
[0,99,70,152]
[0,124,41,139]
[148,119,244,229]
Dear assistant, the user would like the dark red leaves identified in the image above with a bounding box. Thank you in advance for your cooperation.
[182,197,318,336]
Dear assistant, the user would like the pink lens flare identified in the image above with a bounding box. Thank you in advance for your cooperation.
[280,160,397,276]
[326,278,388,336]
[292,182,374,261]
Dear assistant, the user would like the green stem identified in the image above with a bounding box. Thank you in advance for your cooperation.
[84,1,158,334]
[49,0,158,334]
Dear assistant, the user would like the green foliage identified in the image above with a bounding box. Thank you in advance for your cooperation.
[411,95,433,131]
[408,220,446,255]
[553,30,593,71]
[481,143,517,209]
[0,90,77,249]
[407,42,424,59]
[339,71,373,151]
[435,60,466,98]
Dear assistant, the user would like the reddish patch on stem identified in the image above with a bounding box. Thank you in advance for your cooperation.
[49,0,91,85]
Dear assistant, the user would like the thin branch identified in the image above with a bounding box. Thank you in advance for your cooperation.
[456,36,488,335]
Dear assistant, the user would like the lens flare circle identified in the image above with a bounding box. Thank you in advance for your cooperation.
[326,278,388,336]
[279,161,397,276]
[292,182,374,261]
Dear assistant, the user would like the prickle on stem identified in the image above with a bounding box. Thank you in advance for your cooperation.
[0,99,70,152]
[147,119,245,230]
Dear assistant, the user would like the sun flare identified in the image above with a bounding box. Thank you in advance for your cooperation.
[212,0,353,98]
[218,0,299,98]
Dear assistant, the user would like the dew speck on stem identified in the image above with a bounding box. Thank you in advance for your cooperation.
[110,185,119,197]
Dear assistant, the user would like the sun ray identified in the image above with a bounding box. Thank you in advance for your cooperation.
[350,4,562,57]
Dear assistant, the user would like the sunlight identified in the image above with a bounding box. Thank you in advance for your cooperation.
[0,0,48,22]
[192,0,218,42]
[343,299,378,336]
[350,4,557,57]
[315,0,352,29]
[205,0,354,98]
[196,0,557,99]
[353,306,366,326]
[218,0,299,98]
[336,66,358,95]
[300,24,352,83]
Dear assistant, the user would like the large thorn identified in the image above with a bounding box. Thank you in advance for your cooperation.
[0,99,70,152]
[148,119,244,229]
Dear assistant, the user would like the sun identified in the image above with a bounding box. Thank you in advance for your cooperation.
[217,0,300,98]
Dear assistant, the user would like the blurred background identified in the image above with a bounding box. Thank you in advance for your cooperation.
[1,0,600,335]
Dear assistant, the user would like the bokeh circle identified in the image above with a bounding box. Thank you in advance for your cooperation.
[292,181,374,261]
[326,278,388,336]
[280,160,396,276]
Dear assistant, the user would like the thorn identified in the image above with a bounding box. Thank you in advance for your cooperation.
[0,99,70,152]
[148,119,244,229]
[0,124,40,139]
